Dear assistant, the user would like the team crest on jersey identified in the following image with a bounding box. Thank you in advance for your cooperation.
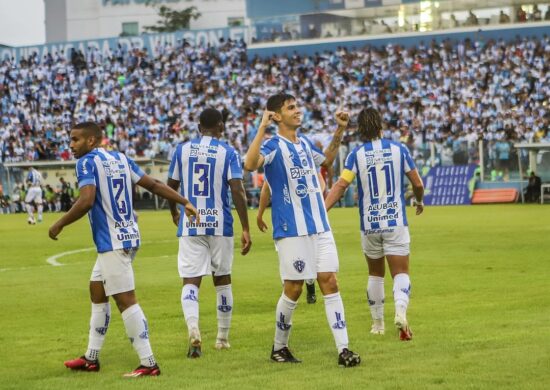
[332,312,347,329]
[293,258,306,273]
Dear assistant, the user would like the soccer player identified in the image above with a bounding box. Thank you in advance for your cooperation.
[257,178,326,304]
[25,166,44,224]
[325,107,424,341]
[167,108,251,358]
[244,93,360,367]
[48,121,200,377]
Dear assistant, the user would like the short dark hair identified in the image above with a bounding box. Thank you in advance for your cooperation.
[199,108,223,129]
[73,122,102,139]
[357,107,382,141]
[266,93,295,113]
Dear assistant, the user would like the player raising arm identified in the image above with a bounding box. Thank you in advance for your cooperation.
[244,93,360,367]
[167,108,251,358]
[49,121,199,377]
[325,107,424,340]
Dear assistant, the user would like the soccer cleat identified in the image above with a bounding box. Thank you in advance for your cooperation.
[270,346,302,363]
[306,282,317,304]
[187,328,202,358]
[215,339,231,350]
[64,356,100,372]
[27,217,36,225]
[123,364,161,377]
[338,348,361,367]
[370,319,385,335]
[395,315,413,341]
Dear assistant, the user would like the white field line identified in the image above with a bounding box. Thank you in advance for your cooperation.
[1,239,178,273]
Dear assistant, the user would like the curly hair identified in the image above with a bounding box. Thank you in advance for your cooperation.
[357,107,382,142]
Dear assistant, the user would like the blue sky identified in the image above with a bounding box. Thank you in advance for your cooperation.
[0,0,45,46]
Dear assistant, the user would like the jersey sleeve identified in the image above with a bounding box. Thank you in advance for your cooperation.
[76,157,96,188]
[401,145,416,173]
[340,149,358,183]
[168,144,182,181]
[302,136,326,167]
[127,157,145,184]
[227,150,243,180]
[260,139,277,166]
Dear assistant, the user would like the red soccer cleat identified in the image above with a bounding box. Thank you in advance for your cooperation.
[123,365,161,378]
[399,325,413,341]
[64,356,100,372]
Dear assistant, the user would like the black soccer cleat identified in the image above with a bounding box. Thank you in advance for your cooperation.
[338,348,361,367]
[306,282,317,304]
[270,346,302,363]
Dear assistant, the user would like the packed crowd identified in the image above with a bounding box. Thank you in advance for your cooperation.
[0,35,549,174]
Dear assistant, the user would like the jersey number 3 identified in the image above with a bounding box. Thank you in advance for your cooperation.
[193,162,211,198]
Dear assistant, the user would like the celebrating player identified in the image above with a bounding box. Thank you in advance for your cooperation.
[25,166,44,224]
[325,107,424,340]
[167,108,251,358]
[49,121,199,377]
[244,93,360,367]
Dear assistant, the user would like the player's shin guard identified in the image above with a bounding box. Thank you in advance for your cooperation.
[274,294,296,351]
[215,284,233,342]
[121,304,156,368]
[393,273,411,319]
[324,292,349,353]
[85,302,111,361]
[367,276,385,320]
[181,284,200,333]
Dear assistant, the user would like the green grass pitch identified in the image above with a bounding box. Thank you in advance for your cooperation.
[1,205,549,389]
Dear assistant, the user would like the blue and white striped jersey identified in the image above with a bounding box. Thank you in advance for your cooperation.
[261,134,330,239]
[343,139,415,232]
[27,168,43,187]
[76,148,144,253]
[168,136,243,237]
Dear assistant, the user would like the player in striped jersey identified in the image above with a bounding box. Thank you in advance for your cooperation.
[167,108,251,358]
[49,122,199,377]
[25,166,44,224]
[245,93,360,367]
[325,107,424,341]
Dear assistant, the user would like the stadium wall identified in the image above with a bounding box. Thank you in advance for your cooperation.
[3,21,549,63]
[248,22,550,58]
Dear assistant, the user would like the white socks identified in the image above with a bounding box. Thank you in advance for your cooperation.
[215,284,233,341]
[181,284,200,333]
[367,276,385,321]
[26,204,34,220]
[121,304,156,367]
[324,292,349,353]
[393,273,411,320]
[274,294,297,351]
[85,302,111,361]
[37,204,43,221]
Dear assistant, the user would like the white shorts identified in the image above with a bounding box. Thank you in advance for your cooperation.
[361,226,410,259]
[178,235,234,278]
[25,187,43,204]
[90,249,137,296]
[274,231,339,281]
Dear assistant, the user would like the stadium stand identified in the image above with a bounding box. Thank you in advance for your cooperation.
[1,35,548,167]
